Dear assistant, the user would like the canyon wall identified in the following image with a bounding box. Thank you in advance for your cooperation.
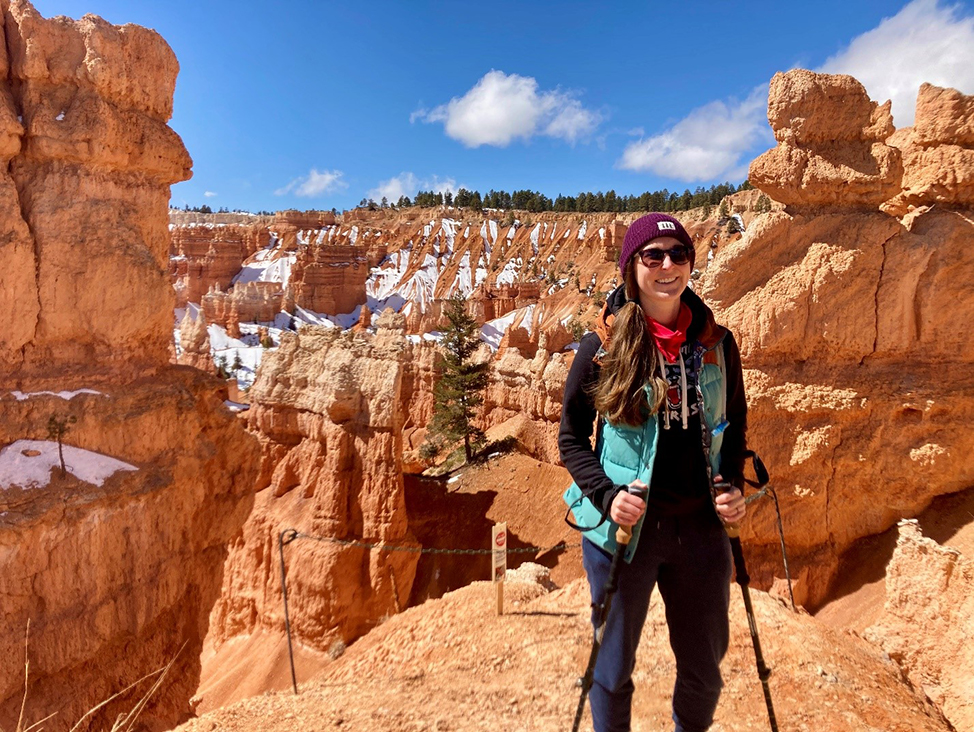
[702,69,974,607]
[168,201,749,350]
[0,3,258,730]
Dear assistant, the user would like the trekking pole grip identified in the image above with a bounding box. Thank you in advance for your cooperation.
[615,485,648,545]
[714,480,741,539]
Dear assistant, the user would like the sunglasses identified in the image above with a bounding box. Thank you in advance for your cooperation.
[636,244,693,268]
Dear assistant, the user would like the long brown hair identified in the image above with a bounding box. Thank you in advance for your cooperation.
[592,263,668,426]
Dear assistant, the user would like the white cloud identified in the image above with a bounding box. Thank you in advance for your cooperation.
[204,190,217,198]
[275,169,347,197]
[818,0,974,126]
[414,70,602,147]
[617,87,770,181]
[368,172,460,202]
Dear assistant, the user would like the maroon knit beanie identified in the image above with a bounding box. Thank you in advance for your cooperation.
[619,213,695,277]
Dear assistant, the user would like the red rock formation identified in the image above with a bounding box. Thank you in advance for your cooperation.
[701,69,974,607]
[176,307,214,372]
[750,69,902,211]
[170,224,268,308]
[202,282,285,333]
[866,522,973,731]
[0,0,193,379]
[0,4,259,730]
[290,241,369,315]
[269,209,336,248]
[482,344,569,464]
[886,83,974,214]
[208,313,419,657]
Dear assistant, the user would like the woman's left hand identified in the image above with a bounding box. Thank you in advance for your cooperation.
[714,475,746,524]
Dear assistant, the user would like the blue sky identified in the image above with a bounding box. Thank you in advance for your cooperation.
[31,0,974,212]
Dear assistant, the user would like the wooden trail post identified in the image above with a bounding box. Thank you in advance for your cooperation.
[492,522,507,615]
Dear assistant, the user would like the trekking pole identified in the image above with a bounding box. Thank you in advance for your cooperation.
[741,451,796,612]
[716,482,778,732]
[571,485,647,732]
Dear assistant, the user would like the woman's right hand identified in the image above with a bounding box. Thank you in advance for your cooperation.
[610,480,648,527]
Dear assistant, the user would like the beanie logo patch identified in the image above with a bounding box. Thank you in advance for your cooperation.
[658,221,676,231]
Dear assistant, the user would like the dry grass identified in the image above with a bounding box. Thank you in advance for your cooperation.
[1,620,186,732]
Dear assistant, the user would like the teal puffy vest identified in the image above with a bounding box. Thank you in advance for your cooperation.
[563,341,727,562]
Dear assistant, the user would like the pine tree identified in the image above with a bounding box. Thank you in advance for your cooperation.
[47,414,77,476]
[427,292,489,462]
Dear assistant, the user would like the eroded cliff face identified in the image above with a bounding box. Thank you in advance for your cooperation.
[865,522,974,732]
[702,69,974,607]
[208,314,419,655]
[1,0,193,380]
[0,2,259,730]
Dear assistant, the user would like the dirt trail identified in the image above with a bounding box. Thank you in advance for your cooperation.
[178,573,949,732]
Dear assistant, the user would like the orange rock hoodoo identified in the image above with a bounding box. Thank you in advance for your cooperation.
[703,69,974,607]
[209,315,420,653]
[170,224,269,308]
[0,3,259,730]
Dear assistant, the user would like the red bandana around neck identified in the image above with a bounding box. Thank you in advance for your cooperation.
[645,303,692,363]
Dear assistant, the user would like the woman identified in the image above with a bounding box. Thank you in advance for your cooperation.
[559,212,748,732]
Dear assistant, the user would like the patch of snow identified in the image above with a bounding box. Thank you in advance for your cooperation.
[475,256,488,288]
[11,389,105,401]
[731,213,745,232]
[495,257,521,287]
[480,221,492,259]
[480,303,536,350]
[442,218,458,254]
[577,221,588,240]
[224,400,249,412]
[56,111,65,121]
[530,224,541,255]
[349,226,360,244]
[232,248,297,288]
[599,227,606,240]
[0,439,138,490]
[451,251,474,297]
[366,250,411,302]
[448,475,461,484]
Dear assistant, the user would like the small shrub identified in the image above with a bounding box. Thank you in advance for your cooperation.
[418,441,440,461]
[215,355,231,379]
[260,335,274,349]
[567,316,586,342]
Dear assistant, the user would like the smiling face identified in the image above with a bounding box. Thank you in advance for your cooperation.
[630,236,691,325]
